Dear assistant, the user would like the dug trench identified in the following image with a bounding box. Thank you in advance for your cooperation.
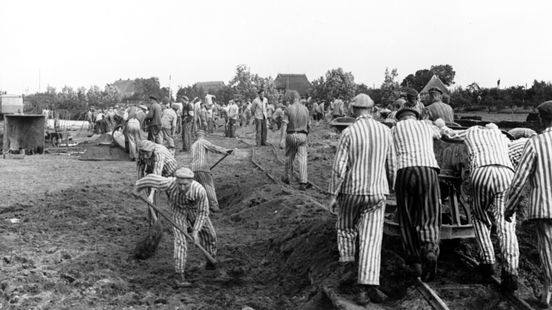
[0,123,547,309]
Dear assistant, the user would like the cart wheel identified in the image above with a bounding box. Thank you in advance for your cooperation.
[51,136,59,147]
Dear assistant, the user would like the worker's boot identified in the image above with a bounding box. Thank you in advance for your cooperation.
[501,271,519,294]
[537,281,552,309]
[210,204,221,213]
[337,261,356,286]
[421,244,438,282]
[478,263,496,278]
[281,176,290,185]
[356,285,388,305]
[174,273,192,288]
[205,261,217,271]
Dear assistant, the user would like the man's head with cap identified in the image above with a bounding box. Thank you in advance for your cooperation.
[538,100,552,126]
[175,167,194,191]
[429,87,443,103]
[351,93,374,117]
[406,88,419,104]
[396,107,420,121]
[138,140,157,158]
[149,95,158,105]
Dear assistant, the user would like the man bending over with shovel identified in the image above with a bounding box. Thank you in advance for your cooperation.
[191,130,233,212]
[137,140,178,225]
[134,167,217,287]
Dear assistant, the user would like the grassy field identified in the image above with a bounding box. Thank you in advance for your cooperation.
[456,111,529,122]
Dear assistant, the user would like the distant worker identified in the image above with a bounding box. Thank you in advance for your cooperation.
[505,101,552,308]
[426,88,454,123]
[328,93,396,305]
[181,96,194,152]
[279,91,311,190]
[161,103,178,155]
[226,100,239,138]
[404,89,425,118]
[144,96,163,144]
[125,105,147,161]
[392,107,442,282]
[251,88,269,146]
[439,122,519,293]
[331,99,345,119]
[133,167,217,287]
[191,130,233,212]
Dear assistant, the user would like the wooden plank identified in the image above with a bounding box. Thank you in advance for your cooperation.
[415,278,450,310]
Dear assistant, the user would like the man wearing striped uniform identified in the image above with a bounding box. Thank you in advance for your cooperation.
[137,140,178,179]
[227,100,239,138]
[161,104,178,154]
[425,88,454,123]
[440,122,519,292]
[329,93,396,305]
[392,107,442,282]
[134,167,217,287]
[505,101,552,308]
[279,90,311,190]
[191,130,233,212]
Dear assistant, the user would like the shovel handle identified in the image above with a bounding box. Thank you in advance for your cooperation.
[210,152,230,170]
[133,193,217,264]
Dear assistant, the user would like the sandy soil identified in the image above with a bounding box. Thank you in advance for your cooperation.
[0,120,546,309]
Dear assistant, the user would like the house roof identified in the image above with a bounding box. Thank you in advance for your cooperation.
[274,74,312,96]
[420,75,449,95]
[194,81,225,93]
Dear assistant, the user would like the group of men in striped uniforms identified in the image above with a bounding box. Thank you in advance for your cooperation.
[328,92,552,304]
[133,127,232,287]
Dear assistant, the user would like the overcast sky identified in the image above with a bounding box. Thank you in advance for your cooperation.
[1,0,551,94]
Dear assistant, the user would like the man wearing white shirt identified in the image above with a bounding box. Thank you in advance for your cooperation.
[251,88,269,146]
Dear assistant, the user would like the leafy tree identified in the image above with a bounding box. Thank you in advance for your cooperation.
[430,64,455,86]
[323,68,356,101]
[381,68,400,105]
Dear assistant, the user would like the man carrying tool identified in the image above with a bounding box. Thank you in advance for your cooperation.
[145,95,163,144]
[134,167,217,287]
[191,130,233,212]
[125,104,147,161]
[328,93,396,305]
[392,107,442,282]
[505,101,552,308]
[161,103,178,155]
[251,88,269,146]
[181,96,194,152]
[439,121,520,293]
[279,90,311,190]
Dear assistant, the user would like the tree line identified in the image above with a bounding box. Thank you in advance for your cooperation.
[19,64,552,119]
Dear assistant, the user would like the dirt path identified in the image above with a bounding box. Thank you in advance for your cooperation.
[0,122,547,309]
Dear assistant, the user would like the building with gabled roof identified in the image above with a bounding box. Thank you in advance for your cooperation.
[274,74,312,97]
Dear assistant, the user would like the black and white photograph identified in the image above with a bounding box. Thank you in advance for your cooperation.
[2,0,552,309]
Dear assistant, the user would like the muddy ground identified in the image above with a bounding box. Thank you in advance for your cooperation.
[0,120,547,309]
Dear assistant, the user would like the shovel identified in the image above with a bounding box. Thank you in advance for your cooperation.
[133,193,217,264]
[133,190,164,260]
[210,152,231,170]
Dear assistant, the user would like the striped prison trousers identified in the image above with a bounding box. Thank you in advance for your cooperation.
[471,166,519,275]
[194,171,219,210]
[336,194,386,285]
[395,167,441,262]
[285,133,308,183]
[172,205,217,274]
[536,220,552,284]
